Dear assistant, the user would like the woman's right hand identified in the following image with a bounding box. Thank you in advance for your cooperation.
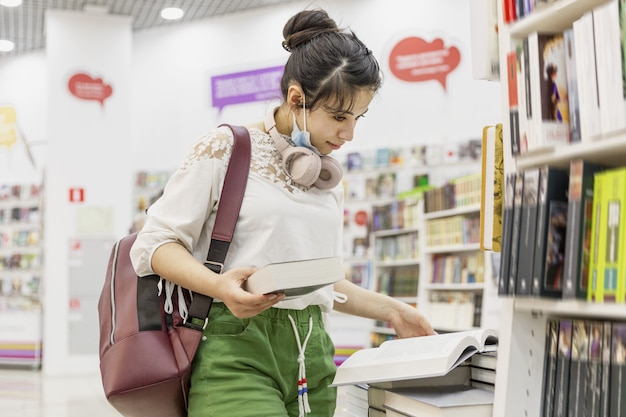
[216,267,285,318]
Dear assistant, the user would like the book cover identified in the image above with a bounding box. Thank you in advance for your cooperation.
[554,318,572,417]
[243,257,344,299]
[516,167,540,296]
[507,172,524,295]
[498,172,516,296]
[383,385,493,417]
[331,328,498,386]
[541,318,559,417]
[602,168,626,303]
[587,172,608,302]
[609,321,626,417]
[563,28,581,143]
[527,31,571,150]
[530,165,569,297]
[567,319,590,417]
[514,41,528,155]
[562,160,606,299]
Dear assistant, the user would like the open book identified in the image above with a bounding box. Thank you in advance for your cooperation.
[332,328,498,386]
[243,256,344,299]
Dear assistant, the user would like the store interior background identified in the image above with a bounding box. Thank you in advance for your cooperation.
[0,0,502,376]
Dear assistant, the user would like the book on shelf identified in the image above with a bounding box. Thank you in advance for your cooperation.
[530,165,569,298]
[563,28,581,144]
[331,328,498,386]
[479,123,503,252]
[469,0,500,81]
[498,172,516,295]
[571,10,602,142]
[243,257,344,299]
[562,160,606,300]
[541,318,559,417]
[506,50,521,156]
[585,320,605,416]
[610,321,626,417]
[568,319,591,417]
[507,171,524,296]
[554,318,573,417]
[601,321,612,416]
[516,167,540,296]
[587,171,607,302]
[593,0,626,136]
[526,31,571,151]
[599,168,626,303]
[383,384,494,417]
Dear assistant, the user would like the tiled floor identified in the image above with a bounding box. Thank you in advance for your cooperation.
[0,368,122,417]
[0,367,352,417]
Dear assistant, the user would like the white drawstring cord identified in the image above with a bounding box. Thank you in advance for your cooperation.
[157,278,189,320]
[288,314,313,417]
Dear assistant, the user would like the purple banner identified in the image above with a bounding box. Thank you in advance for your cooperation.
[211,65,284,110]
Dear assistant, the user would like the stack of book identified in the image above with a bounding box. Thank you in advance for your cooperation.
[333,328,498,417]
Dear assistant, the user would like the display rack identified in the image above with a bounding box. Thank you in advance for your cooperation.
[0,182,43,367]
[493,0,625,416]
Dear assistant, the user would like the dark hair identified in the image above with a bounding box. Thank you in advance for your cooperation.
[281,9,382,113]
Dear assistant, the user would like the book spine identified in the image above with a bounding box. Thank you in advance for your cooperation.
[530,166,569,297]
[601,168,625,303]
[541,318,559,417]
[516,167,540,296]
[567,319,590,417]
[563,28,581,144]
[508,172,525,295]
[586,321,605,417]
[554,318,572,417]
[562,160,606,299]
[498,172,516,295]
[587,172,607,302]
[609,321,626,417]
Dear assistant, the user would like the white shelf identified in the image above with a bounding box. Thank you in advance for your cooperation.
[423,243,481,254]
[423,283,485,291]
[374,258,421,268]
[423,203,481,220]
[371,227,419,238]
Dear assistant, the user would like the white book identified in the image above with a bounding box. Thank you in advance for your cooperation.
[593,0,626,135]
[331,328,498,386]
[383,385,494,417]
[243,256,344,299]
[573,11,602,141]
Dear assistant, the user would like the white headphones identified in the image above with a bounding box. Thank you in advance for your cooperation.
[264,107,343,190]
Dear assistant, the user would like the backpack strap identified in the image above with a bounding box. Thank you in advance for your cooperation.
[185,124,251,330]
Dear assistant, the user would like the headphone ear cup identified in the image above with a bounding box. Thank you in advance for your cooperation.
[314,155,344,190]
[282,147,322,187]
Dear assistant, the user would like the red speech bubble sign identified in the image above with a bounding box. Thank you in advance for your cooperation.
[68,73,113,106]
[388,37,461,91]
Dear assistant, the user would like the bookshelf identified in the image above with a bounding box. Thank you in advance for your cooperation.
[493,0,626,416]
[419,203,493,332]
[0,182,43,367]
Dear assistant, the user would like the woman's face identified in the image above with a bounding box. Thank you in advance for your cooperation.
[302,88,375,155]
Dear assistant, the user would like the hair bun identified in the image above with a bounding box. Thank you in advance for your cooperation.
[282,9,339,52]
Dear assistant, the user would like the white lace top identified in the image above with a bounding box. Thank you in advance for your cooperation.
[130,125,344,312]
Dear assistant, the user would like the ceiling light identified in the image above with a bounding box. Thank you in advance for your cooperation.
[0,39,15,52]
[0,0,22,7]
[160,7,184,20]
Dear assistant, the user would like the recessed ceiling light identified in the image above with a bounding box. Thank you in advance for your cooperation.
[160,7,184,20]
[0,0,22,7]
[0,39,15,52]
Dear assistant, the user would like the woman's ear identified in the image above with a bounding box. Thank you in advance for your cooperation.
[286,84,305,112]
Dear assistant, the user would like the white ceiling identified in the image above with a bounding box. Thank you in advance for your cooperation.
[0,0,300,56]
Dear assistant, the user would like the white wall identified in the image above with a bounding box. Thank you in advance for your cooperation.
[1,0,502,182]
[129,0,502,171]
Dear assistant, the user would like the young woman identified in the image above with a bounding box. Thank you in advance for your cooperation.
[130,8,435,417]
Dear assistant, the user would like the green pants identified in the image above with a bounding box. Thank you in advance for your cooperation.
[188,303,337,417]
